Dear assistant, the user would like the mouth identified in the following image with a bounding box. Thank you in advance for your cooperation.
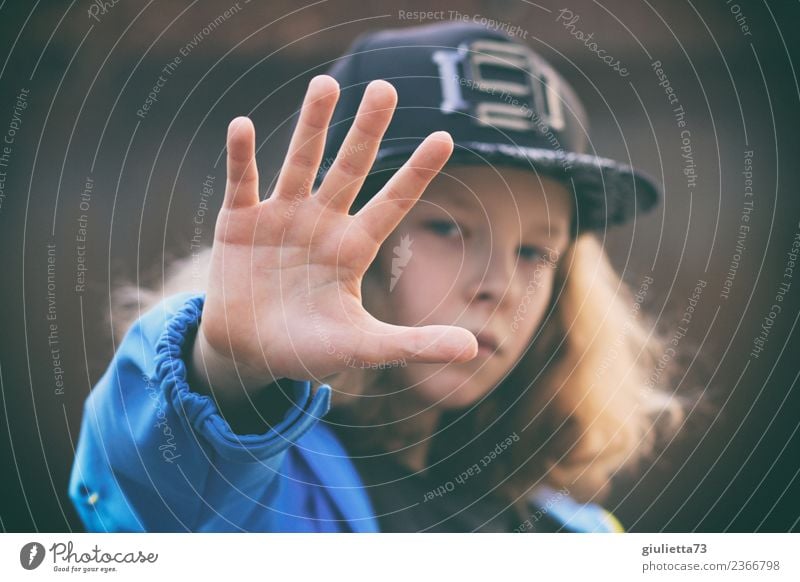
[474,332,502,357]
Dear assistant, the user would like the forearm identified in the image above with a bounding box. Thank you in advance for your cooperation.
[69,293,331,531]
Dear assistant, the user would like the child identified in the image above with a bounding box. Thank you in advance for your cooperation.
[69,22,684,532]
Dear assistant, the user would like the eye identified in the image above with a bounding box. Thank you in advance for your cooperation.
[518,245,545,261]
[424,219,462,239]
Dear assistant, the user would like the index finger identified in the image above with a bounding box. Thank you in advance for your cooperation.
[353,131,454,243]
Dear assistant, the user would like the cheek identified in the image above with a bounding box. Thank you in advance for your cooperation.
[388,253,461,326]
[508,274,556,337]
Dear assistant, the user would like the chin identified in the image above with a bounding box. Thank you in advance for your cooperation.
[410,366,499,410]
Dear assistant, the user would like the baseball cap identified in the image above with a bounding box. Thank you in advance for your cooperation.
[314,21,660,232]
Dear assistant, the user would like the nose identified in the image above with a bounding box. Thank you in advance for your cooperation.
[465,245,519,310]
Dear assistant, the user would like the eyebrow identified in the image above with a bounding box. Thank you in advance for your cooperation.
[527,223,567,240]
[426,191,479,211]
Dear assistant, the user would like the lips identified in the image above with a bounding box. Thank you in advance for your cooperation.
[474,332,502,355]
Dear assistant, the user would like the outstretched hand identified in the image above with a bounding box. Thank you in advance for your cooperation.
[193,75,478,396]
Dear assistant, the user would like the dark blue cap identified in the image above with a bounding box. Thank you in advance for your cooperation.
[315,21,659,231]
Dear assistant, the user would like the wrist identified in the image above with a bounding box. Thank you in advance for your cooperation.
[188,325,302,434]
[189,323,281,397]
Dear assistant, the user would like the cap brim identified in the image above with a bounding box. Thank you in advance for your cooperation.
[352,141,660,232]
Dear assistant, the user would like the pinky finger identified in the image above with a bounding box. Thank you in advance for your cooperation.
[223,116,260,209]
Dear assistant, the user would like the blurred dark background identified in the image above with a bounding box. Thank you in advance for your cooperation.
[1,0,799,532]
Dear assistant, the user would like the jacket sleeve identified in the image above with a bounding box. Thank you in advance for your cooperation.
[68,292,331,532]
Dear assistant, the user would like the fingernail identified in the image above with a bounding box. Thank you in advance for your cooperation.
[310,75,338,91]
[429,131,453,143]
[228,116,251,135]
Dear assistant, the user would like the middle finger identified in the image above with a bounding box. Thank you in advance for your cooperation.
[315,79,397,212]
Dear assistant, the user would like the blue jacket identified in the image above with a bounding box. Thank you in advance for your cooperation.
[69,293,624,533]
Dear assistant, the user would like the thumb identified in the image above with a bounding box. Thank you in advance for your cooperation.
[359,318,478,365]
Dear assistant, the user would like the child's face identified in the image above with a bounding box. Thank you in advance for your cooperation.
[377,164,573,409]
